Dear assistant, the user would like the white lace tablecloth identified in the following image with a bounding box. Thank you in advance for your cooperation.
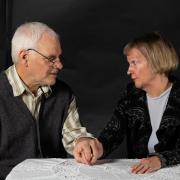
[6,158,180,180]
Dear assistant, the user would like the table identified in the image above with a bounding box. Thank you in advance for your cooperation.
[6,158,180,180]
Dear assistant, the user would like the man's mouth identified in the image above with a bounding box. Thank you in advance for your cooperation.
[50,71,58,75]
[49,72,58,77]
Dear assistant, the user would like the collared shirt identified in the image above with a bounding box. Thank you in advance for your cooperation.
[5,65,93,155]
[5,65,50,120]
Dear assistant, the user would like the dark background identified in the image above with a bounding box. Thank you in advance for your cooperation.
[1,0,180,158]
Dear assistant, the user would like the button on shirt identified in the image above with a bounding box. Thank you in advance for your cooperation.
[5,65,93,155]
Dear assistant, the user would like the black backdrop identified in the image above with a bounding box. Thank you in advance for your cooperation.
[1,0,180,158]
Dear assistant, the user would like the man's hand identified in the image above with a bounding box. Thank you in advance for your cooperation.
[131,156,161,174]
[73,137,103,165]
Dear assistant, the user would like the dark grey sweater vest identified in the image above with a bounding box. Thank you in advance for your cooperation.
[0,72,72,179]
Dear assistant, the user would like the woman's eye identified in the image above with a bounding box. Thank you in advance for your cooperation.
[131,61,137,65]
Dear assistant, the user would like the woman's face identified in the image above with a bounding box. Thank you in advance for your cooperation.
[126,48,157,91]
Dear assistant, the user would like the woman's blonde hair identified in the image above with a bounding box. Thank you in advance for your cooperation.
[123,32,179,76]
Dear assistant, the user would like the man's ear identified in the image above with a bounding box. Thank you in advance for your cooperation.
[19,50,29,66]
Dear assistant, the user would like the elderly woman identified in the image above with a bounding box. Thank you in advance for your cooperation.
[74,32,180,174]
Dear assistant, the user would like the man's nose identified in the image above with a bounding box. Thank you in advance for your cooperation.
[54,60,63,70]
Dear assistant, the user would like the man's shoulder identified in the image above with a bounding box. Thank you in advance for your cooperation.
[0,71,13,98]
[0,71,6,80]
[0,71,10,89]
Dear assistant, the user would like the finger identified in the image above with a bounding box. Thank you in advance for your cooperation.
[131,164,138,170]
[89,141,99,164]
[75,150,90,165]
[145,167,154,173]
[137,165,150,174]
[82,145,93,163]
[134,164,149,174]
[145,164,160,173]
[74,148,85,163]
[74,151,84,163]
[74,145,88,164]
[131,162,141,172]
[82,151,91,165]
[90,154,98,165]
[73,145,81,160]
[131,164,144,174]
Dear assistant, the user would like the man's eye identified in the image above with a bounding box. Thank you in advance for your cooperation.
[48,56,56,62]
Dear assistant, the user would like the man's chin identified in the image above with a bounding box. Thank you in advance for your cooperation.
[45,78,57,86]
[49,79,56,85]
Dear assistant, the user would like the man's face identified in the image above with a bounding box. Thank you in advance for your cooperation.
[126,48,157,91]
[27,32,63,87]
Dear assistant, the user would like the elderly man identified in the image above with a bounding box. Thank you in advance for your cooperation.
[0,22,101,180]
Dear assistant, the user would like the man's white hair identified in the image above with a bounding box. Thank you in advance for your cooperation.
[11,22,59,63]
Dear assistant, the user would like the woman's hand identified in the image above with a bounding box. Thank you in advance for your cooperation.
[131,156,161,174]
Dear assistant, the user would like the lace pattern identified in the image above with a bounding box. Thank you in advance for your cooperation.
[6,159,180,180]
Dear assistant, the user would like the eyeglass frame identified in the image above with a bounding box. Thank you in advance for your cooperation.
[26,48,64,64]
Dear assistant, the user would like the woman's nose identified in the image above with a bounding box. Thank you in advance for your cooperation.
[127,66,132,75]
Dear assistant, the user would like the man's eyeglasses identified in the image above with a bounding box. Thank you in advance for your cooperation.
[27,48,64,64]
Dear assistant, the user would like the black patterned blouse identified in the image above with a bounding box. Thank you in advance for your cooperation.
[98,77,180,167]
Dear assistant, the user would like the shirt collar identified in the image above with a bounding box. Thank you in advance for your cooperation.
[5,64,52,97]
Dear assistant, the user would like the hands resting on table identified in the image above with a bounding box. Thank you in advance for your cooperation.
[74,137,103,165]
[131,156,161,174]
[73,138,161,174]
